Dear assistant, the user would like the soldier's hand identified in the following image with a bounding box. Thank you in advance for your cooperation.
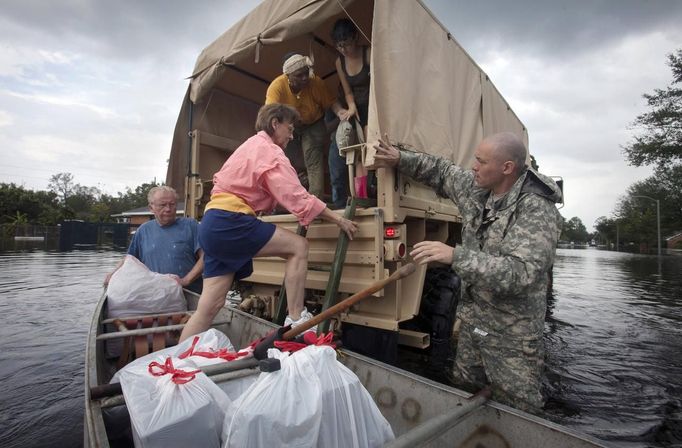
[372,135,400,168]
[410,241,455,266]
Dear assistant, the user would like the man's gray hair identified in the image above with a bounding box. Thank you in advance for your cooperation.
[147,186,178,204]
[487,132,527,174]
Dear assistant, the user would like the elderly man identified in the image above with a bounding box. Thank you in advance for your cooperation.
[105,186,204,293]
[374,132,562,413]
[265,53,346,199]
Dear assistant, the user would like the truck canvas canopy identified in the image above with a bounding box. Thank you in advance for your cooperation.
[166,0,527,198]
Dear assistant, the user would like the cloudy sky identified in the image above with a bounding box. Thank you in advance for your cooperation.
[1,1,681,230]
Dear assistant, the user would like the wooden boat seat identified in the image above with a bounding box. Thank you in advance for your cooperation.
[109,313,190,369]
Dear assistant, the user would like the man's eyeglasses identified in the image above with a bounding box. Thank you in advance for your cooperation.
[154,202,176,210]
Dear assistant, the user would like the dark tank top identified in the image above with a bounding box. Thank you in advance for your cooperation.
[340,46,370,125]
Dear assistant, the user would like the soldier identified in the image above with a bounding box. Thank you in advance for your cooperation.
[373,132,562,413]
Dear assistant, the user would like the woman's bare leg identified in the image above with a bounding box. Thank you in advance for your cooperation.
[255,226,308,320]
[179,273,234,342]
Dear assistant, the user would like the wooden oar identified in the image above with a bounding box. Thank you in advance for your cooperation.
[283,262,416,340]
[249,263,416,360]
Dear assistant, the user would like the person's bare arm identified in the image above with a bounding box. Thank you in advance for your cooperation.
[179,249,204,287]
[103,257,125,286]
[335,57,357,121]
[318,208,359,240]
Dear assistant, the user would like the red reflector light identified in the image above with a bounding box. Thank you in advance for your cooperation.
[385,227,397,238]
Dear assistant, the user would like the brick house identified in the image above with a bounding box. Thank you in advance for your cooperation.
[667,232,682,249]
[111,202,186,226]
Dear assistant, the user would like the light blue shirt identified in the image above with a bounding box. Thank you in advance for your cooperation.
[128,217,200,284]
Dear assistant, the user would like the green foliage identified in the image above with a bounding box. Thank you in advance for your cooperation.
[614,164,682,249]
[0,183,63,225]
[48,172,75,203]
[560,216,589,243]
[113,180,161,214]
[1,175,162,226]
[594,216,617,245]
[623,49,682,169]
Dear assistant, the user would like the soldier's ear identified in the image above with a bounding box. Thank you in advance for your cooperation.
[502,161,515,175]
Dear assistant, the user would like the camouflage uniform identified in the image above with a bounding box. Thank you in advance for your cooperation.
[399,150,562,413]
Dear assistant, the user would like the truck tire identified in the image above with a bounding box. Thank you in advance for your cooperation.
[404,267,461,377]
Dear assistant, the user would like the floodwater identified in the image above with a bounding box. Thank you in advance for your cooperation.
[0,244,680,447]
[543,249,682,447]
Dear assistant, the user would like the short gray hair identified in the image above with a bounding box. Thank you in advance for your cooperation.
[147,186,177,204]
[486,132,527,174]
[255,103,300,136]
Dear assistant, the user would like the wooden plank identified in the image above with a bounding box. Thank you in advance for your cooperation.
[95,320,230,341]
[101,311,192,325]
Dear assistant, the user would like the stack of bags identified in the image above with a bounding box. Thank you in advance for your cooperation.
[115,330,395,448]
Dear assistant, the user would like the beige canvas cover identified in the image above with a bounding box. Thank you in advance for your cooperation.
[166,0,528,195]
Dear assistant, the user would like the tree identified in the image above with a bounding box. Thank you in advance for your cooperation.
[65,184,102,220]
[48,172,75,203]
[614,164,682,250]
[594,216,617,246]
[0,183,64,225]
[1,178,164,226]
[106,180,160,215]
[560,216,589,244]
[623,49,682,169]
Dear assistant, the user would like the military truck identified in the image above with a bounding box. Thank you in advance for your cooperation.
[166,0,528,364]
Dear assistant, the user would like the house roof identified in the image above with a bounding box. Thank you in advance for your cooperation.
[110,202,186,218]
[665,232,682,241]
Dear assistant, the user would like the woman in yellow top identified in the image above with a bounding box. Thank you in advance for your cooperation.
[265,54,347,200]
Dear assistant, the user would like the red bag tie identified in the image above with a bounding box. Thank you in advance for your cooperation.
[178,336,200,359]
[273,332,336,354]
[178,336,250,362]
[191,348,251,361]
[148,357,201,384]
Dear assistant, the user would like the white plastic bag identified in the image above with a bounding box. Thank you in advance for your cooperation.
[106,255,187,318]
[302,346,394,448]
[223,346,394,447]
[223,349,322,447]
[111,329,236,383]
[105,255,187,358]
[119,356,230,448]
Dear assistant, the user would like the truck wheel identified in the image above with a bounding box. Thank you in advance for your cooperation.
[420,267,461,377]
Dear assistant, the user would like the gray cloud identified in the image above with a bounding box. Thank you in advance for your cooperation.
[0,0,260,62]
[426,0,682,60]
[1,0,680,231]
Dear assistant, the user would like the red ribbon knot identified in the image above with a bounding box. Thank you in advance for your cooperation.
[148,357,201,384]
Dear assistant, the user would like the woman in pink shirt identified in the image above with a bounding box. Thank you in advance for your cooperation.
[180,104,358,341]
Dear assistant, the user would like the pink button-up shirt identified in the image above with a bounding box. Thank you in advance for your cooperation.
[211,131,326,226]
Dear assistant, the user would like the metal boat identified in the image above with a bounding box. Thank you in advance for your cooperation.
[84,289,607,447]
